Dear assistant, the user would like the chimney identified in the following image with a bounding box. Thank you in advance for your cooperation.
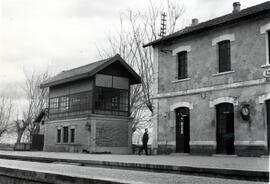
[191,18,199,26]
[233,2,241,13]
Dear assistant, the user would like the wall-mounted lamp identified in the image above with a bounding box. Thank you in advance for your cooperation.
[200,92,207,99]
[162,112,170,119]
[85,122,91,131]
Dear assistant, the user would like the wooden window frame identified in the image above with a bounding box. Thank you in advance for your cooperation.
[260,23,270,67]
[49,91,92,119]
[177,51,188,80]
[63,127,69,143]
[70,128,75,143]
[218,40,231,73]
[267,31,270,65]
[94,86,129,116]
[57,129,61,143]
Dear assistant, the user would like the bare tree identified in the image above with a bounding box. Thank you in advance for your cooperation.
[98,0,184,133]
[15,69,50,143]
[0,96,13,139]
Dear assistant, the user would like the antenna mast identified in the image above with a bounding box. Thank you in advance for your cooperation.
[159,12,167,37]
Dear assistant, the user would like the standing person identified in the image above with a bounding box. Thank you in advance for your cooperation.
[139,128,149,155]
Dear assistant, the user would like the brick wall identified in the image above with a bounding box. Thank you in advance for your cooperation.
[96,119,128,147]
[44,115,133,154]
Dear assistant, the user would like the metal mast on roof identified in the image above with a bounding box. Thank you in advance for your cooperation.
[159,12,167,37]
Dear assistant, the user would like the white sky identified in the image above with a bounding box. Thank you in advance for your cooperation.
[0,0,267,99]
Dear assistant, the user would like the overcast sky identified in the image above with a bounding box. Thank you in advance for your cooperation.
[0,0,267,99]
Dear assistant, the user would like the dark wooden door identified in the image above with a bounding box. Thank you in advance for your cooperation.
[266,100,270,154]
[216,103,235,154]
[175,107,190,153]
[31,134,44,151]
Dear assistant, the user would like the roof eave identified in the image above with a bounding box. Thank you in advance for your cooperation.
[143,7,270,48]
[40,54,142,88]
[40,73,91,88]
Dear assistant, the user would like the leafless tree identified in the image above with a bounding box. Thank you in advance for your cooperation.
[98,0,184,133]
[0,96,13,139]
[15,69,50,143]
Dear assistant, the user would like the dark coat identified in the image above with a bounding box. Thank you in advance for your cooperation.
[142,132,149,144]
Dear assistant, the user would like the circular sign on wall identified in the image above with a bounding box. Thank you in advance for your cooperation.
[263,68,270,78]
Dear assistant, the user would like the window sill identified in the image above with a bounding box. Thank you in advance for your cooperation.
[212,71,235,77]
[172,78,191,83]
[261,64,270,68]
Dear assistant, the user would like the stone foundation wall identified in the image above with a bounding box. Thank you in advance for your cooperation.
[235,145,267,157]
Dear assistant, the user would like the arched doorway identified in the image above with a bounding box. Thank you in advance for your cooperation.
[266,100,270,154]
[175,107,190,153]
[216,103,235,154]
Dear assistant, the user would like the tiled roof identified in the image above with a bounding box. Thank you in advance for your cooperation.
[144,1,270,47]
[41,54,141,88]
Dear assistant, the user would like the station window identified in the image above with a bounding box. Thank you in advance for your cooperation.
[218,40,231,73]
[267,31,270,64]
[63,127,69,143]
[57,129,61,143]
[70,128,75,143]
[177,51,188,79]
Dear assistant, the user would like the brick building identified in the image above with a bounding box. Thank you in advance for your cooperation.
[41,54,141,153]
[144,2,270,156]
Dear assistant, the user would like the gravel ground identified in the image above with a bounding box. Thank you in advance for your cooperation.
[0,151,268,171]
[0,158,267,184]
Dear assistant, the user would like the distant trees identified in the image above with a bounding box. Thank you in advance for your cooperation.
[0,95,13,140]
[99,0,184,133]
[15,70,50,143]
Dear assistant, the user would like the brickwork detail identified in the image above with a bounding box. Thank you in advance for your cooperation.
[96,120,128,147]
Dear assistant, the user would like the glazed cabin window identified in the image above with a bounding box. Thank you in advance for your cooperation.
[95,87,128,116]
[49,98,59,114]
[70,128,75,143]
[57,129,61,143]
[177,51,188,80]
[95,74,129,116]
[59,96,69,112]
[69,92,92,112]
[49,91,92,118]
[218,40,231,73]
[63,127,69,143]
